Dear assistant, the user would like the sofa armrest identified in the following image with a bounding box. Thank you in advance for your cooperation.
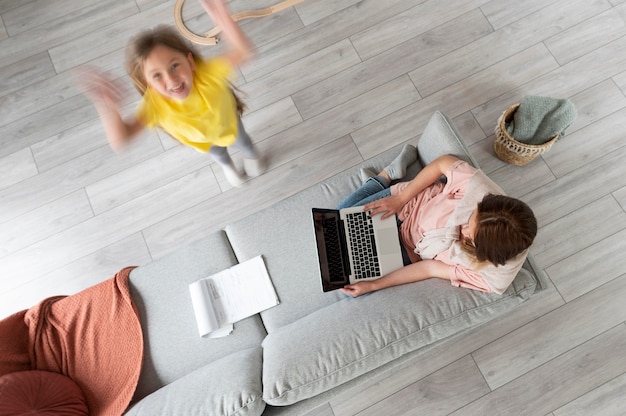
[125,347,265,416]
[417,111,480,168]
[261,273,537,406]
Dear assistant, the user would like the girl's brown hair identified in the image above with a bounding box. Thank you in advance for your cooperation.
[462,194,537,266]
[125,25,244,113]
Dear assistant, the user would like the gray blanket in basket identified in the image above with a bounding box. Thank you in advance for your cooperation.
[506,96,577,145]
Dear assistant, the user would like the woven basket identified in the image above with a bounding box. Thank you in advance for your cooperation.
[493,103,559,166]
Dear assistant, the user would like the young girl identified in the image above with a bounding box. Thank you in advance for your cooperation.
[337,146,537,297]
[77,0,265,187]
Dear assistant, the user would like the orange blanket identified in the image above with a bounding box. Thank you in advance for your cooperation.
[0,267,143,415]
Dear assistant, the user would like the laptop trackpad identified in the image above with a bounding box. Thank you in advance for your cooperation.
[377,228,401,255]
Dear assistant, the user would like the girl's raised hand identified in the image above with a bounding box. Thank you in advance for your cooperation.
[73,67,144,151]
[198,0,230,24]
[198,0,253,65]
[74,67,123,112]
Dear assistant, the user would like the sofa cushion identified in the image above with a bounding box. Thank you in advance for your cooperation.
[0,370,88,415]
[225,146,419,333]
[128,231,267,401]
[125,347,265,416]
[225,112,478,333]
[261,269,537,406]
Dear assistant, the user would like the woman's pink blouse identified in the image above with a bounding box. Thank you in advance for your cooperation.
[391,160,527,294]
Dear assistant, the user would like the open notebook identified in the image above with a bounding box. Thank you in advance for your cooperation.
[188,255,279,337]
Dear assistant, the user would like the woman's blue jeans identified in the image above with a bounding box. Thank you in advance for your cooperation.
[336,176,392,209]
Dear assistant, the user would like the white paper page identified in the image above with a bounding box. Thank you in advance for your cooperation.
[209,255,279,325]
[188,280,220,337]
[207,324,233,338]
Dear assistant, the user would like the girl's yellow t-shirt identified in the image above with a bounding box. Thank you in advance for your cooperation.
[136,58,238,153]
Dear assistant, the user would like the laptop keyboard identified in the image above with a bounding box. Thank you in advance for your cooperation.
[345,211,380,279]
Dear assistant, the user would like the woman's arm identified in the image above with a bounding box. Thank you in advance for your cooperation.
[365,154,460,219]
[199,0,254,66]
[340,259,450,297]
[75,68,145,152]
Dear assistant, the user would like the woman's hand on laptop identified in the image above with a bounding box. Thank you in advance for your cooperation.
[341,261,451,297]
[340,281,377,297]
[364,195,406,219]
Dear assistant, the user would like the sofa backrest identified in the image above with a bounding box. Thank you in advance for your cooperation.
[417,111,480,167]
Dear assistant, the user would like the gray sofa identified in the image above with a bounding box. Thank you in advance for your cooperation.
[124,112,547,416]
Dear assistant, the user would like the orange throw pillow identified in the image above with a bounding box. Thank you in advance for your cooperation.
[0,371,88,416]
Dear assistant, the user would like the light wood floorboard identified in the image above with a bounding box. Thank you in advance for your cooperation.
[1,0,625,413]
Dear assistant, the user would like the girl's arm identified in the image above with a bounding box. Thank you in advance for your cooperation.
[199,0,254,66]
[365,154,460,219]
[340,259,451,297]
[75,68,145,152]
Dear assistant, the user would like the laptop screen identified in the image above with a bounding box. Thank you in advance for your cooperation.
[312,209,350,291]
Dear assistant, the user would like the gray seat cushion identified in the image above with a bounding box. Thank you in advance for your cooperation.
[225,148,415,333]
[129,231,267,401]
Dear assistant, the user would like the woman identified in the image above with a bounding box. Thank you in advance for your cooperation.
[338,145,537,297]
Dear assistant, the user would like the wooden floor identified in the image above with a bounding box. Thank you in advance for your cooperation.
[2,0,626,414]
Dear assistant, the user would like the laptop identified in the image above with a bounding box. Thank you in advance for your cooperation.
[312,206,404,292]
